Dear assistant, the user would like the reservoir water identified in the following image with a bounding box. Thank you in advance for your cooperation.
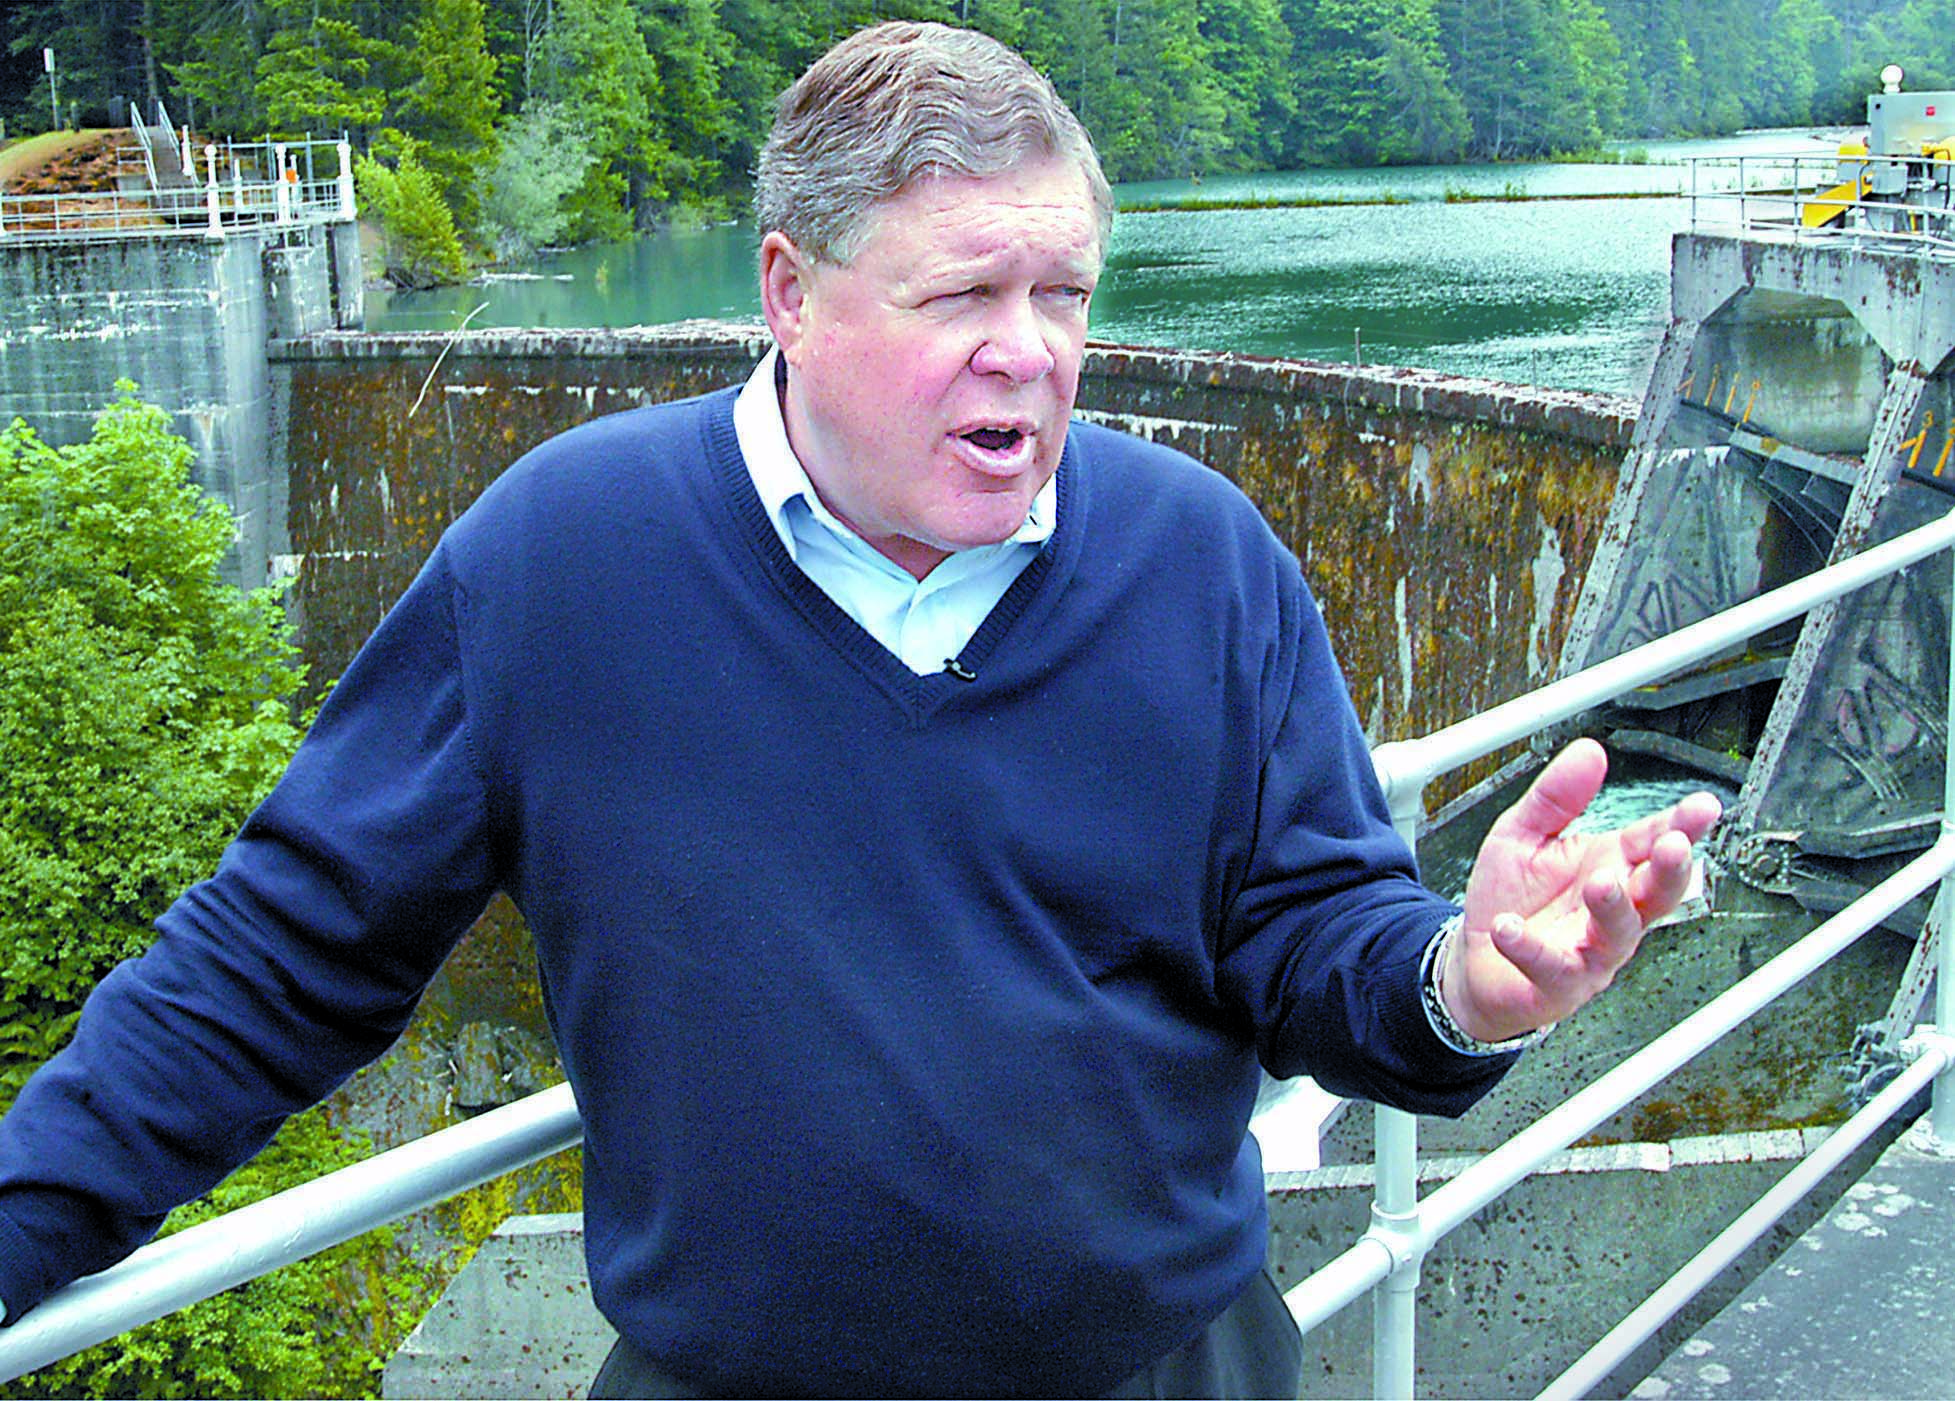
[368,129,1853,397]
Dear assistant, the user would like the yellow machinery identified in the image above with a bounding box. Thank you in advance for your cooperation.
[1804,68,1954,235]
[1802,139,1870,229]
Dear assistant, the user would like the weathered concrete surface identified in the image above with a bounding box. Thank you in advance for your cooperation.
[1274,1121,1910,1398]
[379,1125,1902,1401]
[0,222,359,584]
[1671,232,1955,382]
[1638,1116,1955,1400]
[382,1213,613,1400]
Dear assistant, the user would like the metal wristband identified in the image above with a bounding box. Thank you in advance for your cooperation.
[1420,913,1553,1056]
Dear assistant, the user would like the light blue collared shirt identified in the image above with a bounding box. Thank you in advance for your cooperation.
[732,349,1055,676]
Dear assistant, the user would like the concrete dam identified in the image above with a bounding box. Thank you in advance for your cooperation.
[269,324,1629,783]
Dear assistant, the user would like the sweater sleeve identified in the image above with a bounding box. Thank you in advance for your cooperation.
[1213,563,1517,1116]
[0,542,501,1320]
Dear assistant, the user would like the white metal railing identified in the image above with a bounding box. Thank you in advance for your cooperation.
[5,512,1955,1392]
[1685,151,1955,257]
[125,106,162,195]
[0,137,355,245]
[0,1085,582,1379]
[1321,504,1955,1396]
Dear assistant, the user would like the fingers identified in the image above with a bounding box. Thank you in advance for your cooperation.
[1625,826,1702,920]
[1614,789,1723,861]
[1583,867,1646,959]
[1461,749,1724,1031]
[1492,738,1608,842]
[1669,790,1722,843]
[1481,878,1641,1025]
[1611,792,1717,924]
[1486,910,1554,982]
[1490,831,1693,984]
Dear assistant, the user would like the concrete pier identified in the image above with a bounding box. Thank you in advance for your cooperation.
[1558,230,1955,874]
[0,193,361,585]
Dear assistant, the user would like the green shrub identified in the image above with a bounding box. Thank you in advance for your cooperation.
[354,149,470,289]
[479,101,598,261]
[0,388,305,1099]
[0,389,445,1398]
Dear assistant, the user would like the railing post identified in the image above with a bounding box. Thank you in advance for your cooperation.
[1372,1105,1420,1398]
[274,141,291,225]
[203,144,220,236]
[1372,744,1430,1398]
[337,139,356,221]
[1935,543,1955,1146]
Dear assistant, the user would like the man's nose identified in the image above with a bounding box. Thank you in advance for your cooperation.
[970,297,1058,383]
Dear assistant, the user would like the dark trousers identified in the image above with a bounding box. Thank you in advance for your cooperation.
[588,1269,1304,1399]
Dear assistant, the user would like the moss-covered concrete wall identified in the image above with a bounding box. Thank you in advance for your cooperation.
[1071,344,1632,760]
[271,322,1632,755]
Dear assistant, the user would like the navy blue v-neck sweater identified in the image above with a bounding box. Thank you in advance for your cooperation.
[0,389,1509,1394]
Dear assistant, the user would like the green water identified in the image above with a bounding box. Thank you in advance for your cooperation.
[368,130,1852,398]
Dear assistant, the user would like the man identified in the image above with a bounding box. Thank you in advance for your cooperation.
[0,21,1716,1399]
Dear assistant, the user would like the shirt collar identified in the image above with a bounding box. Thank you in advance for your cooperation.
[732,347,1058,564]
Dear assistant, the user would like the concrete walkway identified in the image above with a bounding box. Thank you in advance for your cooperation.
[1636,1117,1955,1399]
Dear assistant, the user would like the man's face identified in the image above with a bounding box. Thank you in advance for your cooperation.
[761,158,1102,579]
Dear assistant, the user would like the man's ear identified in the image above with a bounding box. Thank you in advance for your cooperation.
[760,232,815,363]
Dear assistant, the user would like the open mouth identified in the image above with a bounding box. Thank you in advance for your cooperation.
[961,426,1024,452]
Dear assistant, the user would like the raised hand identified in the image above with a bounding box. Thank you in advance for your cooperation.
[1440,738,1722,1044]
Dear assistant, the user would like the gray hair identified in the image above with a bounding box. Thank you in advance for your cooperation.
[755,21,1113,266]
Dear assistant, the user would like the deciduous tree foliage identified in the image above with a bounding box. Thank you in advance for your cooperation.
[1865,0,1954,91]
[0,393,457,1401]
[478,98,597,257]
[0,390,305,1095]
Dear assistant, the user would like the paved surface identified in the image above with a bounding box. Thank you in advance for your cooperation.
[1636,1117,1955,1399]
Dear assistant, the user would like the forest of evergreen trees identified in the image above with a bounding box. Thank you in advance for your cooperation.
[3,0,1950,258]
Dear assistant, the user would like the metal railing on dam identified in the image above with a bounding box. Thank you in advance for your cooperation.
[1685,150,1955,260]
[0,134,355,244]
[3,505,1955,1396]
